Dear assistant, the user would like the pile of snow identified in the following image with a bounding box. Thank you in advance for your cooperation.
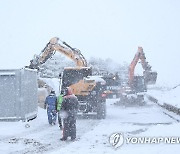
[38,88,48,108]
[147,85,180,108]
[86,75,106,85]
[39,77,60,94]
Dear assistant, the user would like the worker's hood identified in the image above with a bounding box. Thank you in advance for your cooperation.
[64,87,73,96]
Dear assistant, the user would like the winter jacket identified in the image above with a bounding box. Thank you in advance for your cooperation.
[45,93,57,110]
[61,87,78,117]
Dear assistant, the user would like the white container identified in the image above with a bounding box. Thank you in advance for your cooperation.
[0,68,38,121]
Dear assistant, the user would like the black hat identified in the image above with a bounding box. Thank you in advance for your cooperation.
[50,90,55,94]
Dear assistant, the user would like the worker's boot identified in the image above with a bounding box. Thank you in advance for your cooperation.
[60,137,67,141]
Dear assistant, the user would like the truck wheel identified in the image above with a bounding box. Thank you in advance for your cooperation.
[97,101,106,119]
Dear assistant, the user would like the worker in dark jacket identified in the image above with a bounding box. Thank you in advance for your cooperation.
[44,90,57,125]
[60,87,78,141]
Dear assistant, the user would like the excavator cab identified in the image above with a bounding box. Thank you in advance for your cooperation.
[143,71,157,85]
[61,67,96,97]
[62,67,92,89]
[132,76,147,93]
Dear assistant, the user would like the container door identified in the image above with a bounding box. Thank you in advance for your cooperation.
[0,75,16,118]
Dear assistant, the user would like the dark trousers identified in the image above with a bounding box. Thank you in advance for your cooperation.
[47,108,57,124]
[63,116,76,140]
[58,112,62,127]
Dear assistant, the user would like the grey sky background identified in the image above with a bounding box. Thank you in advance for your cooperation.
[0,0,180,86]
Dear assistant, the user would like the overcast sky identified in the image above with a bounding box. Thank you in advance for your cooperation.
[0,0,180,86]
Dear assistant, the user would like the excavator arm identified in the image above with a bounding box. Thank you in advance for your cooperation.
[128,47,157,87]
[29,37,87,69]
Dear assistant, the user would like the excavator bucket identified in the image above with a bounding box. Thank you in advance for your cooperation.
[144,71,157,85]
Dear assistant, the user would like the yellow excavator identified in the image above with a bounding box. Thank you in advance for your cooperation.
[29,37,87,69]
[28,37,107,119]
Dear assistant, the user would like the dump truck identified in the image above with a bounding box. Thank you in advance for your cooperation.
[101,72,121,98]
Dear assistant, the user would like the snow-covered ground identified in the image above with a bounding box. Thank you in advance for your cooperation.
[1,78,180,154]
[0,97,180,154]
[50,99,180,154]
[147,85,180,108]
[0,107,100,154]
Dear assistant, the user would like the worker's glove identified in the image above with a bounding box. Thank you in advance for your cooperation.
[59,126,63,130]
[59,110,68,119]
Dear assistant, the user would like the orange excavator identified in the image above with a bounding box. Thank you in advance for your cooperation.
[118,47,157,105]
[128,46,157,92]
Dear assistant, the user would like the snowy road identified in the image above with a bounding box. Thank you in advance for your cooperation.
[50,98,180,154]
[0,108,100,154]
[0,98,180,154]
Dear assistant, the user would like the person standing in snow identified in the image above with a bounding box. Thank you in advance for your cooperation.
[60,87,78,141]
[44,90,58,125]
[57,93,63,129]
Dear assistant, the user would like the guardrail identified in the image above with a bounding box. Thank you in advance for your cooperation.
[146,94,180,116]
